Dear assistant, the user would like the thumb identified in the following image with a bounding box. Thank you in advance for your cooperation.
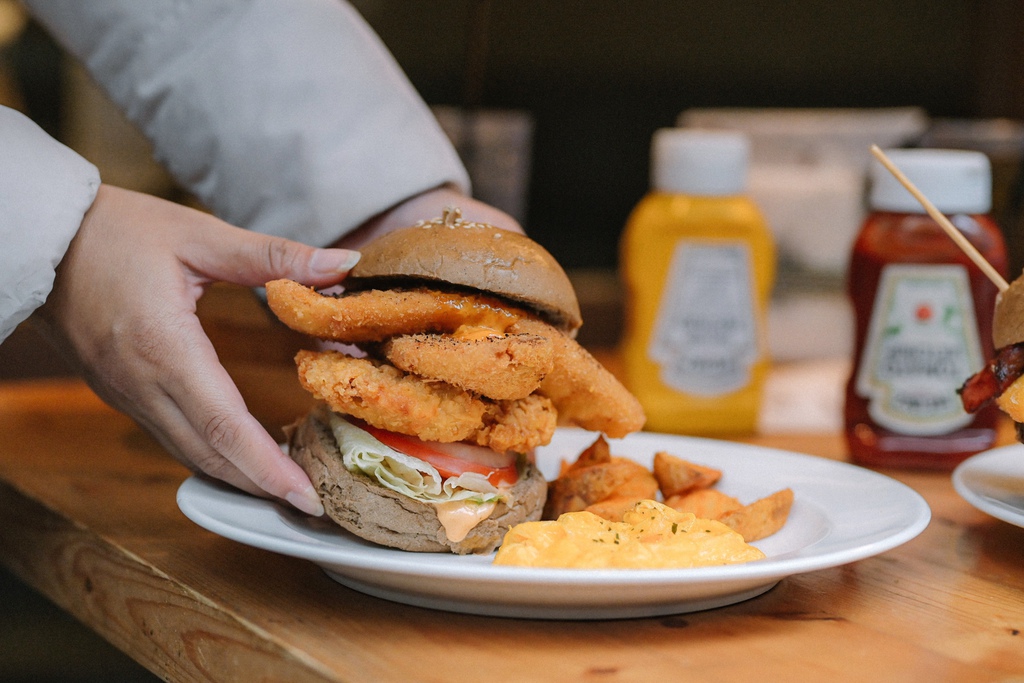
[184,223,361,288]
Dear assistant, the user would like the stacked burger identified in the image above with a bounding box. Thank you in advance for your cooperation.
[266,209,645,554]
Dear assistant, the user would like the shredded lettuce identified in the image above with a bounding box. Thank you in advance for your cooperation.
[326,414,505,504]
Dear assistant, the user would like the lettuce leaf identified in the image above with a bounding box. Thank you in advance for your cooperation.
[327,413,505,504]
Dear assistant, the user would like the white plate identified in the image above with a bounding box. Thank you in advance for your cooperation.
[177,428,931,620]
[952,444,1024,528]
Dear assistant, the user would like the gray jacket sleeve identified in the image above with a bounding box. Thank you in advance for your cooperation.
[23,0,469,247]
[0,106,100,342]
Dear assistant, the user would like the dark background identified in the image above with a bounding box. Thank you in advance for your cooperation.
[348,0,1024,269]
[8,1,1024,272]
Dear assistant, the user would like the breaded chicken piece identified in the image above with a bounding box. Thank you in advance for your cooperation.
[297,350,485,442]
[510,318,646,438]
[271,278,646,441]
[477,394,558,453]
[266,279,525,343]
[378,333,554,401]
[296,350,557,452]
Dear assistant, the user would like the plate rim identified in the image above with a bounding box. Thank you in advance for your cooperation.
[177,429,931,592]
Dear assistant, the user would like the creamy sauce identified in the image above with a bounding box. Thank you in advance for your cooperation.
[435,500,498,542]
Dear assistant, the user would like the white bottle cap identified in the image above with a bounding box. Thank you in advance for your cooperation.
[869,148,992,214]
[651,128,749,196]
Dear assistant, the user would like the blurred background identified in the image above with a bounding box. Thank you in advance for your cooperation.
[3,0,1024,679]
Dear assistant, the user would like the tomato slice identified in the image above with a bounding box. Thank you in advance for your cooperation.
[357,422,519,487]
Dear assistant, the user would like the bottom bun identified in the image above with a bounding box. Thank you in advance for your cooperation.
[287,409,548,554]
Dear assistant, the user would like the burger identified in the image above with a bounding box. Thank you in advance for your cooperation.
[266,208,645,554]
[960,274,1024,440]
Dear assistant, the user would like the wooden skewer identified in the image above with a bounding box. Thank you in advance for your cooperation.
[870,144,1009,292]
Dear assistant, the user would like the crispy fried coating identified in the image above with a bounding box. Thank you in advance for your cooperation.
[477,394,558,453]
[297,350,485,442]
[296,350,556,452]
[266,279,526,343]
[379,333,554,400]
[510,318,646,438]
[270,279,646,442]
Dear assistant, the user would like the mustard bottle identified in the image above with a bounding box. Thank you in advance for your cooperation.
[619,129,775,435]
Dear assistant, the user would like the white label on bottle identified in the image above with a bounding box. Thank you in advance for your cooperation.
[855,264,982,436]
[648,241,759,395]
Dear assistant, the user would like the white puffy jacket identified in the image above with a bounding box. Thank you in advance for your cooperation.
[1,0,468,341]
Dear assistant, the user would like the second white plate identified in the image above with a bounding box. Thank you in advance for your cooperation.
[177,428,931,620]
[953,444,1024,528]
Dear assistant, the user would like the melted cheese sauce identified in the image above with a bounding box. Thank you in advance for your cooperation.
[427,290,522,334]
[435,500,498,542]
[452,323,505,341]
[493,500,765,569]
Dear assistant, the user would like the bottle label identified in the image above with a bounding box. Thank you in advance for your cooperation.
[648,241,759,395]
[855,264,982,436]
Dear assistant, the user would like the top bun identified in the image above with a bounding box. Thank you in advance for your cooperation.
[994,274,1024,348]
[348,208,582,332]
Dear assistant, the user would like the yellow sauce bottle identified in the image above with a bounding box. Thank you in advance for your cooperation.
[620,129,775,435]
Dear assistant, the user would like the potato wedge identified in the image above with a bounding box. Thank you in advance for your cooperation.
[608,457,659,500]
[664,488,742,520]
[543,460,643,519]
[718,488,794,542]
[545,443,794,542]
[558,435,612,477]
[653,451,722,498]
[571,435,613,470]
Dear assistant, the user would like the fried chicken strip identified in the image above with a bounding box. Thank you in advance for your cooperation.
[510,318,646,438]
[266,279,526,343]
[476,394,558,454]
[296,350,556,452]
[271,279,645,440]
[378,333,554,400]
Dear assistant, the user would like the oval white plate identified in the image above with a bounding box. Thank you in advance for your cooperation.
[177,428,931,620]
[952,444,1024,528]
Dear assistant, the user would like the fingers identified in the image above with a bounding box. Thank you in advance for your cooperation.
[181,223,361,289]
[38,185,334,515]
[170,393,325,517]
[159,317,326,514]
[113,316,325,516]
[143,400,324,517]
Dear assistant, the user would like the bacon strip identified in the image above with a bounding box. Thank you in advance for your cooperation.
[958,343,1024,413]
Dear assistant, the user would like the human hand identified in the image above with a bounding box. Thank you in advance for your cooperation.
[35,185,363,516]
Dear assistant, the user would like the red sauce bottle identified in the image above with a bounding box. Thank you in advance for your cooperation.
[845,149,1008,470]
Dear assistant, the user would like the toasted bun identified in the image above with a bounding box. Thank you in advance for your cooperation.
[347,216,582,333]
[287,409,548,554]
[994,275,1024,348]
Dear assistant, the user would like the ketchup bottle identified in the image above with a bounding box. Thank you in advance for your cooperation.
[845,148,1008,470]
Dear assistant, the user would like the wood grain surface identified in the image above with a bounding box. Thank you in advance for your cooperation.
[1,284,1023,682]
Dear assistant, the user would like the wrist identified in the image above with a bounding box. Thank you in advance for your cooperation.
[332,185,523,250]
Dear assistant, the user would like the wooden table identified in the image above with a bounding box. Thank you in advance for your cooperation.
[2,285,1024,682]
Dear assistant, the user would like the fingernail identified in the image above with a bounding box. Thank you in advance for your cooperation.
[287,487,325,517]
[310,248,361,275]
